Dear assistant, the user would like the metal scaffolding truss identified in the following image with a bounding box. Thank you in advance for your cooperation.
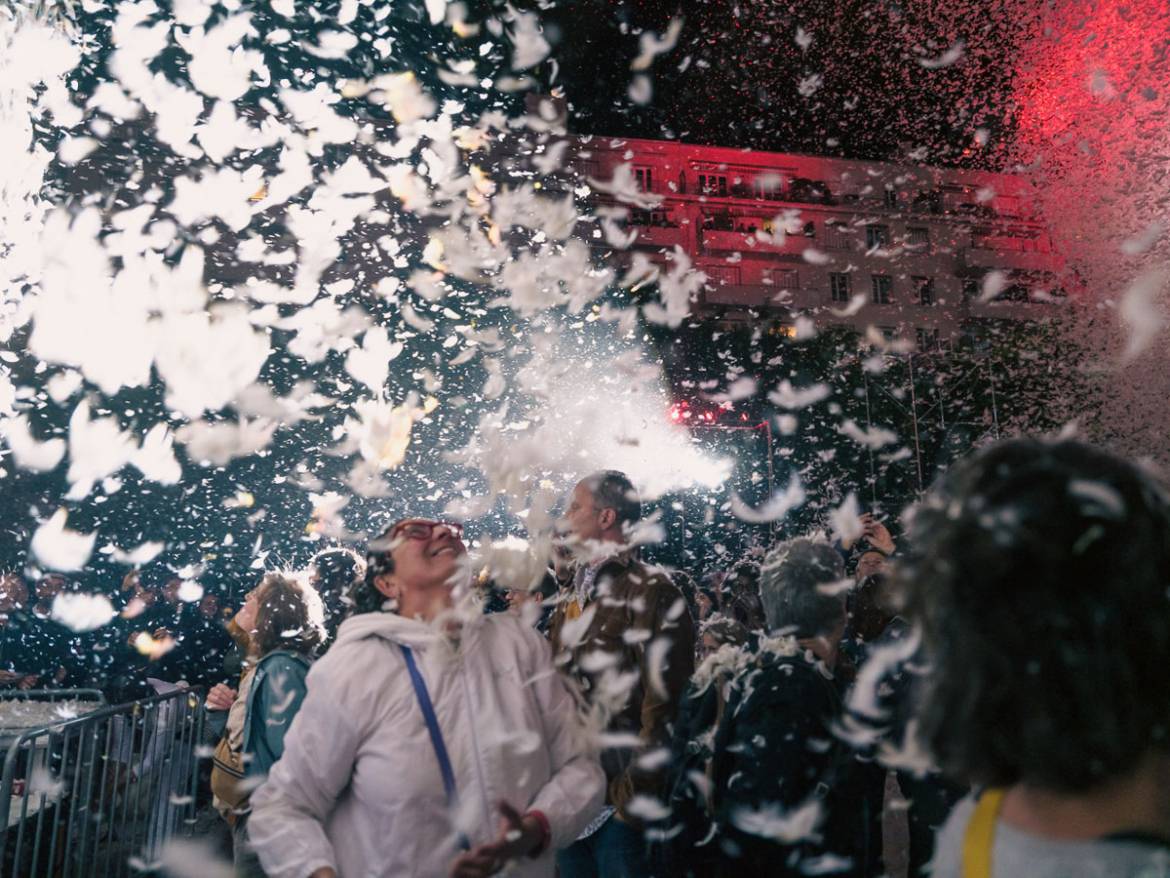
[860,352,1002,503]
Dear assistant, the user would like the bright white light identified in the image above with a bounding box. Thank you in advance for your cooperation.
[511,335,732,500]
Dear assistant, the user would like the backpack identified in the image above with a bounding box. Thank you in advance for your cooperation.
[210,732,250,814]
[209,665,256,817]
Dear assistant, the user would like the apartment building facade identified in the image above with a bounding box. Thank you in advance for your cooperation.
[566,135,1073,349]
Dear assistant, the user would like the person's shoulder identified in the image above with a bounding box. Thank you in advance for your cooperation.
[929,794,975,878]
[256,650,312,675]
[479,610,525,638]
[744,645,832,701]
[305,631,395,693]
[478,612,550,659]
[620,559,684,601]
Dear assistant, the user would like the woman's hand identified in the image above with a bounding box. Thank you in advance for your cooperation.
[860,513,895,556]
[449,802,547,877]
[205,683,237,711]
[308,869,336,878]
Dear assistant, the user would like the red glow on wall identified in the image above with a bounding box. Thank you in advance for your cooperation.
[1011,0,1170,296]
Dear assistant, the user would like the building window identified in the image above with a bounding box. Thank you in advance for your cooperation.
[753,176,783,201]
[871,274,892,304]
[698,174,728,196]
[970,226,993,249]
[962,279,979,302]
[702,211,735,231]
[865,224,890,250]
[634,167,653,193]
[730,179,753,199]
[824,220,850,250]
[914,188,943,214]
[883,188,899,209]
[916,327,940,351]
[907,227,930,249]
[763,268,799,290]
[629,209,670,227]
[913,276,935,305]
[878,325,898,341]
[829,272,852,303]
[789,178,830,203]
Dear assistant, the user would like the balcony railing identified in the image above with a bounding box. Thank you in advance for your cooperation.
[633,225,686,249]
[700,228,812,258]
[700,228,758,252]
[960,248,1058,274]
[700,283,842,312]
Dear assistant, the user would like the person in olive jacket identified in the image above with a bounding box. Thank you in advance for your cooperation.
[548,470,696,878]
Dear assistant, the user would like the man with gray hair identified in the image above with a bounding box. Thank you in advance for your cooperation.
[550,469,695,878]
[701,537,861,878]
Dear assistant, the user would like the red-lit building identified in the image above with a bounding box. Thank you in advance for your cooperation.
[567,135,1073,348]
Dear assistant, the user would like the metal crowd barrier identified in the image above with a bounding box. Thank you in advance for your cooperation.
[1,687,206,877]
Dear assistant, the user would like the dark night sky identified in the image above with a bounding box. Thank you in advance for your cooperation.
[542,0,1041,169]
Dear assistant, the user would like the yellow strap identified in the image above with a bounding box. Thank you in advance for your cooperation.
[962,789,1006,878]
[564,597,583,621]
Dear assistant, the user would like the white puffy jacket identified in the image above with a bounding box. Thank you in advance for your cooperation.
[247,610,605,878]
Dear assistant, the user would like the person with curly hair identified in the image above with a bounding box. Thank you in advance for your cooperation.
[900,439,1170,877]
[233,573,325,876]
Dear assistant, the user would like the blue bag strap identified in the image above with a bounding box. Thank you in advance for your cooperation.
[401,645,470,851]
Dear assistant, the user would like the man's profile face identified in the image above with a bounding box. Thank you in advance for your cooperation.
[564,481,606,543]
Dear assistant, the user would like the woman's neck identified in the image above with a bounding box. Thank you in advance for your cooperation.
[1001,753,1170,841]
[399,589,454,624]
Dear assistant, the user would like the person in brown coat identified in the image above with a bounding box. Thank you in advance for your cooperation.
[549,470,696,878]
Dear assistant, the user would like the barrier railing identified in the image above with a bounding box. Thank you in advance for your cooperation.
[0,690,107,752]
[1,687,206,877]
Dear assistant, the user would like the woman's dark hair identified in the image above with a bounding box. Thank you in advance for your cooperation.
[312,549,363,632]
[900,439,1170,792]
[252,574,324,657]
[315,549,361,594]
[350,522,401,615]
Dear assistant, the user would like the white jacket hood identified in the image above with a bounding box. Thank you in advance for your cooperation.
[331,609,450,651]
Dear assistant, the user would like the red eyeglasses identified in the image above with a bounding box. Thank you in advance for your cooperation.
[390,520,464,542]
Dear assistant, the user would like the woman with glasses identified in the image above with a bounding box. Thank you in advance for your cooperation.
[247,518,605,878]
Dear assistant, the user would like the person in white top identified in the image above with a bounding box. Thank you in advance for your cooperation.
[247,518,606,878]
[899,440,1170,878]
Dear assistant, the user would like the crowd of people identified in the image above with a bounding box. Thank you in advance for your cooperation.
[5,438,1170,878]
